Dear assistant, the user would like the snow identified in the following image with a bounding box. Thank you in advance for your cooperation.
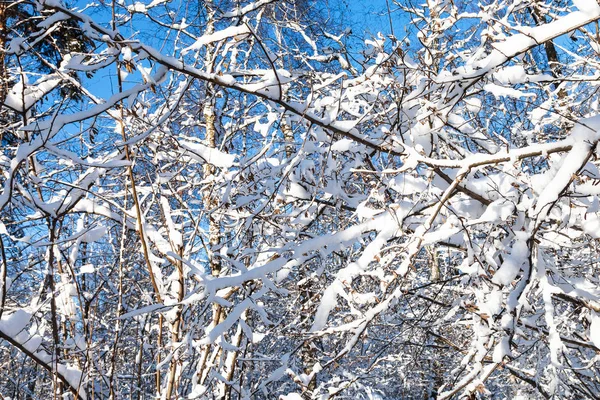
[573,0,600,13]
[492,336,511,362]
[8,2,600,398]
[422,225,461,246]
[493,65,527,85]
[0,73,164,212]
[56,364,84,394]
[23,335,43,353]
[582,213,600,238]
[82,226,107,243]
[387,174,428,195]
[223,0,274,17]
[0,310,32,338]
[204,287,268,343]
[119,304,165,320]
[492,232,528,286]
[36,11,70,29]
[240,69,291,99]
[280,393,303,400]
[127,2,147,13]
[80,264,96,274]
[179,139,236,169]
[3,75,62,112]
[41,0,64,7]
[533,116,600,221]
[283,182,310,200]
[309,207,405,332]
[439,7,600,83]
[310,282,342,332]
[0,309,86,397]
[465,97,481,113]
[483,83,535,99]
[160,196,183,248]
[183,25,251,54]
[7,37,27,54]
[355,201,384,220]
[484,289,503,317]
[468,199,514,225]
[536,251,564,369]
[590,311,600,349]
[330,138,355,152]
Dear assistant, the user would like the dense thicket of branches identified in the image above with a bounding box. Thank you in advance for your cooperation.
[1,0,600,398]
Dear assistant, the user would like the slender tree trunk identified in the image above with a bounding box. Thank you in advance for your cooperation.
[529,3,566,100]
[196,6,227,391]
[165,247,185,399]
[47,220,64,399]
[221,311,247,399]
[281,116,294,159]
[203,96,221,277]
[0,1,7,107]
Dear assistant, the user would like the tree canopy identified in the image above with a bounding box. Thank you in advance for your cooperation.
[1,0,600,398]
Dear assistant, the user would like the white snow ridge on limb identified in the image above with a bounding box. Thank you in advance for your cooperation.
[0,311,86,398]
[182,25,251,54]
[179,139,236,169]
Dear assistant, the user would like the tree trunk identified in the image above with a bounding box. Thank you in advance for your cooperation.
[0,1,7,106]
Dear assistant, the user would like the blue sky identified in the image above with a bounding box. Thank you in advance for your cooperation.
[343,0,404,37]
[70,0,411,102]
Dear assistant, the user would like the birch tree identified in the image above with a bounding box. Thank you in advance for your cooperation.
[2,0,600,399]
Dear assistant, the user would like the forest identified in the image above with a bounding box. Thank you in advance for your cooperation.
[1,0,600,398]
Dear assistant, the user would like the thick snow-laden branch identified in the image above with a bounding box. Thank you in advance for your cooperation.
[222,0,278,18]
[438,4,600,83]
[532,116,600,222]
[38,2,405,158]
[0,310,86,399]
[198,205,407,293]
[0,72,165,213]
[310,214,403,332]
[2,74,62,113]
[182,25,251,54]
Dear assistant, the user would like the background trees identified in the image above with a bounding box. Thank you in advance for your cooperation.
[1,0,600,399]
